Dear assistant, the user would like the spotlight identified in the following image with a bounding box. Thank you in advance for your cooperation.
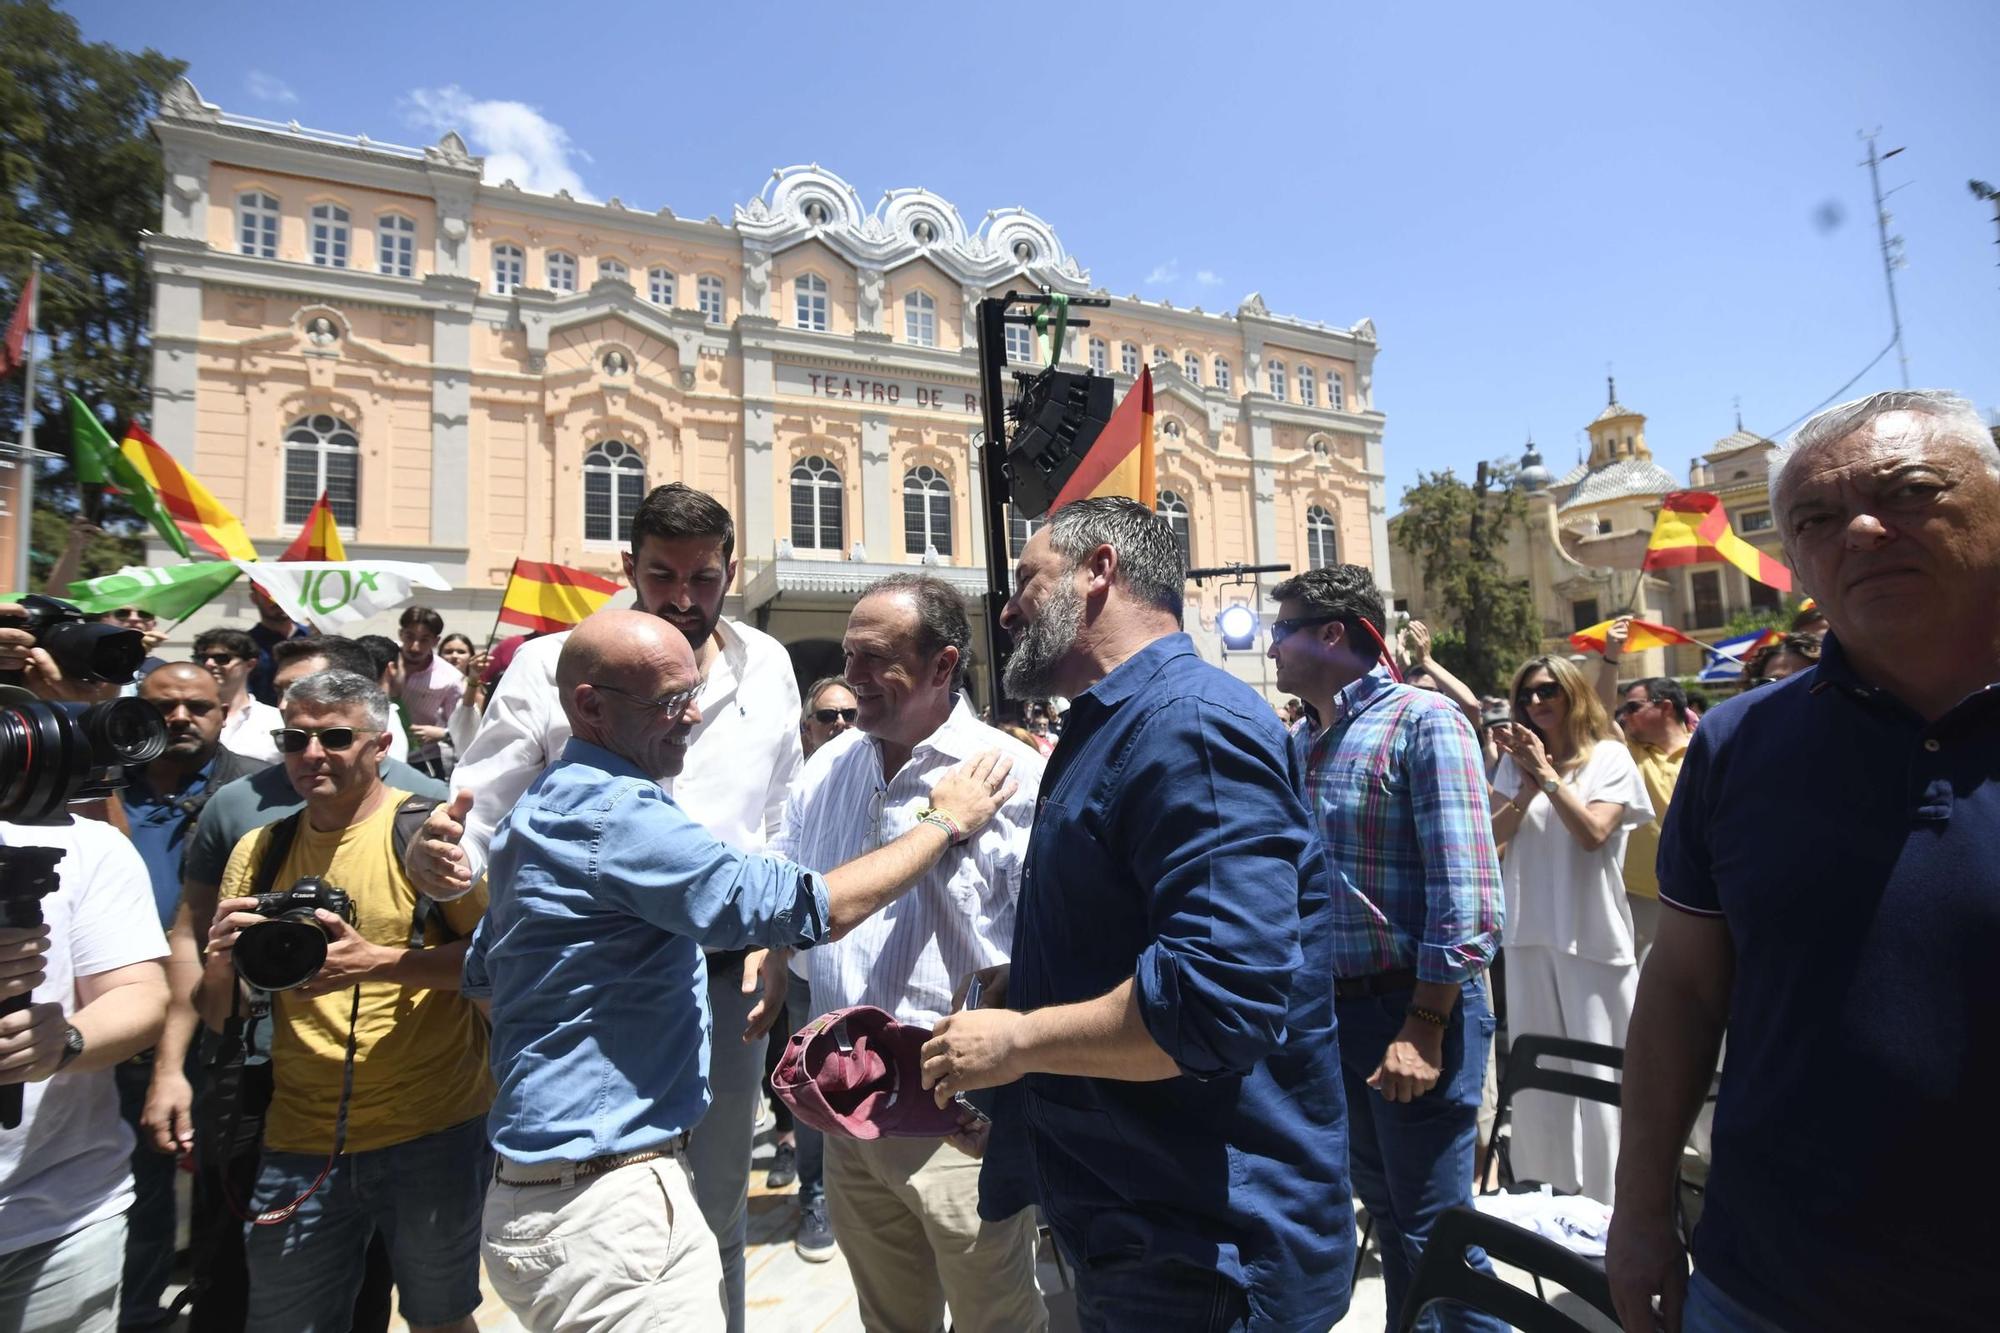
[1218,604,1259,651]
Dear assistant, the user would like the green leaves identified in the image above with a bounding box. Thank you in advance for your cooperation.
[1394,464,1543,696]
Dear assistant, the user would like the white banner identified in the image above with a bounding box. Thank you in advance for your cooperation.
[235,560,452,628]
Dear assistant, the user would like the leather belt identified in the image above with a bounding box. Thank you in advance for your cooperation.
[494,1137,690,1187]
[1334,967,1418,1000]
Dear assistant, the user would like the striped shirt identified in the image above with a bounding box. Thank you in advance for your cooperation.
[771,697,1044,1027]
[1303,667,1504,984]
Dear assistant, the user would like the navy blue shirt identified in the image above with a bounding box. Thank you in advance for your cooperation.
[1658,634,1998,1332]
[980,634,1352,1331]
[247,621,313,706]
[122,757,218,928]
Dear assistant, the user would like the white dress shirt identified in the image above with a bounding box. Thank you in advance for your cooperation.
[770,698,1044,1028]
[453,614,803,875]
[218,697,283,763]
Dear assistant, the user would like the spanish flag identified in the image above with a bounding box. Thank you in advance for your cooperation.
[1569,617,1703,656]
[1049,365,1155,512]
[497,559,622,633]
[119,425,259,561]
[1643,491,1792,593]
[281,492,347,562]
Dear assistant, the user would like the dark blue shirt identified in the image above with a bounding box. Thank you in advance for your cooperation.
[121,758,218,928]
[1658,634,1998,1332]
[247,621,313,706]
[980,634,1352,1332]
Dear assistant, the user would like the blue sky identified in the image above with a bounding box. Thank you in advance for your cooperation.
[73,0,2000,503]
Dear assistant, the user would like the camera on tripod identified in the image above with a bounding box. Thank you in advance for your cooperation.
[232,878,357,993]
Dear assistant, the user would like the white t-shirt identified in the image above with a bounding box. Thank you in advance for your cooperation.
[0,817,171,1256]
[1494,739,1654,966]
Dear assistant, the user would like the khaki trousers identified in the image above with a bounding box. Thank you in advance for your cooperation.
[825,1134,1046,1333]
[481,1153,724,1332]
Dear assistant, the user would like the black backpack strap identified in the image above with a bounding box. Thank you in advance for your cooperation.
[248,811,305,903]
[390,794,454,949]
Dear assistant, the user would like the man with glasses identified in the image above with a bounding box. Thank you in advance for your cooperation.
[1593,617,1692,963]
[97,607,169,689]
[195,628,282,763]
[1267,564,1506,1333]
[197,668,491,1333]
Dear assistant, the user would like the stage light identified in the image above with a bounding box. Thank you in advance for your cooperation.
[1002,367,1116,519]
[1218,604,1258,651]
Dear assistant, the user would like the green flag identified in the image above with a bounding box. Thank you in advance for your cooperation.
[67,395,193,559]
[65,561,242,621]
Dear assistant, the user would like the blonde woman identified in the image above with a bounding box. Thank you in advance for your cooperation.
[1488,654,1652,1202]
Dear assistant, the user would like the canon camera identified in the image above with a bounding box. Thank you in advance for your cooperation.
[233,877,357,993]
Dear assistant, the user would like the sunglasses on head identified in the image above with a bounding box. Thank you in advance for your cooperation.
[1269,614,1341,646]
[197,651,240,666]
[812,707,858,725]
[1517,682,1563,705]
[271,726,370,754]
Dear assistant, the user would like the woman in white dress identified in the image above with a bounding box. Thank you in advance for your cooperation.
[1489,654,1652,1202]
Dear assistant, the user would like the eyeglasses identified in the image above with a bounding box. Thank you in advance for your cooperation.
[1615,698,1650,717]
[811,707,858,725]
[197,651,241,667]
[596,682,700,721]
[1269,614,1341,646]
[271,726,369,754]
[107,607,157,624]
[1516,683,1563,706]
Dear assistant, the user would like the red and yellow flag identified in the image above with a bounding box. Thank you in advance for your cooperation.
[497,559,622,634]
[118,425,258,560]
[1050,365,1155,512]
[1643,491,1792,592]
[1569,617,1702,656]
[281,492,347,562]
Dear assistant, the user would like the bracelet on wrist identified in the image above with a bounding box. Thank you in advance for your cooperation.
[1407,1004,1449,1028]
[916,809,965,843]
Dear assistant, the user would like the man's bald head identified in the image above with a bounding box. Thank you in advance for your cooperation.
[139,661,224,764]
[557,610,703,777]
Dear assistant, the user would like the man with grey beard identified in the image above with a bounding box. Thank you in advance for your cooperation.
[918,497,1354,1331]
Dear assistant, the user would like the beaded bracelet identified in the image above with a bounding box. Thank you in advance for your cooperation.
[1407,1004,1449,1028]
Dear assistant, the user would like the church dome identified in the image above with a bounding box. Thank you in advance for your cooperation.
[1515,439,1553,492]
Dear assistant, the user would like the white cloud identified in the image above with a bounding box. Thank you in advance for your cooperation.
[1195,269,1222,287]
[244,71,297,105]
[1145,259,1181,285]
[403,85,592,199]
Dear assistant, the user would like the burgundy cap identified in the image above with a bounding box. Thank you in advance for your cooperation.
[770,1006,964,1140]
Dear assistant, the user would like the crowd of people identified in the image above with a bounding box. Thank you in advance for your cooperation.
[0,385,1991,1333]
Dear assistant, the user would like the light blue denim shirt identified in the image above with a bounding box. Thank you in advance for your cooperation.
[465,738,833,1164]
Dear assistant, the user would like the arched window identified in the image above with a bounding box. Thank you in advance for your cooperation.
[308,203,349,268]
[1119,343,1139,377]
[1298,366,1317,408]
[1267,359,1287,400]
[1088,338,1108,375]
[795,273,829,331]
[1328,373,1344,410]
[1152,345,1171,366]
[648,267,675,306]
[582,440,646,543]
[1009,507,1043,560]
[1306,504,1338,569]
[904,290,937,347]
[1214,357,1231,392]
[903,465,952,557]
[1004,325,1033,363]
[790,455,843,551]
[283,414,359,528]
[492,244,524,294]
[376,213,415,278]
[238,191,280,259]
[598,258,629,285]
[546,251,577,294]
[1157,490,1191,566]
[1183,353,1202,385]
[697,274,725,324]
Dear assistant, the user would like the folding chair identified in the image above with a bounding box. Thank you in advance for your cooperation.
[1398,1206,1620,1333]
[1482,1034,1624,1193]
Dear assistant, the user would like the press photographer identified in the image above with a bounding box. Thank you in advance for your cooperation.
[0,602,173,1333]
[195,668,491,1333]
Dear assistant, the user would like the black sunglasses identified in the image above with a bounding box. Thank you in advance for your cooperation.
[271,726,369,754]
[108,607,157,623]
[1270,614,1341,646]
[811,707,858,725]
[1615,698,1650,717]
[1517,682,1563,705]
[197,651,241,666]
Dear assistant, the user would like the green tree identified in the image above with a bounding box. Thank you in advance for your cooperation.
[1394,462,1543,696]
[1722,602,1796,638]
[1,0,184,584]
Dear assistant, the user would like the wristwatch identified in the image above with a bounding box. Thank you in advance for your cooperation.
[1539,775,1560,796]
[55,1023,84,1073]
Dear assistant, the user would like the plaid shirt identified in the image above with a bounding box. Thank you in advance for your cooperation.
[1303,667,1504,983]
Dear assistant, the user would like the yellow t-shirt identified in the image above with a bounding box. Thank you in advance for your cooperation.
[219,788,494,1153]
[1621,740,1687,902]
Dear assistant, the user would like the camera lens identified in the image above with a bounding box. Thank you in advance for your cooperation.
[84,699,168,765]
[0,697,168,822]
[233,917,331,992]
